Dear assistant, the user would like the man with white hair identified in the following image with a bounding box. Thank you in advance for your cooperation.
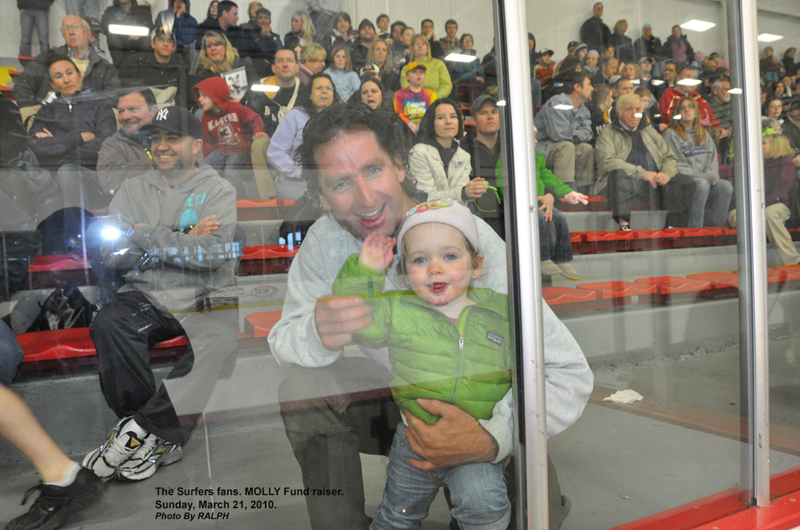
[13,14,120,108]
[595,93,695,229]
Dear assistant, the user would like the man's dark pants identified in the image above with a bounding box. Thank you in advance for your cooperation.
[90,290,238,445]
[279,357,571,530]
[608,169,696,227]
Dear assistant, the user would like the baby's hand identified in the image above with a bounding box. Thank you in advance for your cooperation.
[359,233,396,271]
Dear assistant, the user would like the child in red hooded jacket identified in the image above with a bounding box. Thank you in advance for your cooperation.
[193,76,267,198]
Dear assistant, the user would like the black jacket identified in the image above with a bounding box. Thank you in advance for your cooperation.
[661,35,695,65]
[464,132,504,238]
[27,91,117,169]
[634,35,662,60]
[100,0,154,65]
[580,17,611,53]
[120,52,191,108]
[0,96,29,166]
[17,0,55,10]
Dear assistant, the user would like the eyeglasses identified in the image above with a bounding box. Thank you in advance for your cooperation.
[60,23,86,33]
[678,105,694,112]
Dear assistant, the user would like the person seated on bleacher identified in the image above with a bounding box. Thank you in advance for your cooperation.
[154,0,198,57]
[193,76,266,198]
[13,15,120,110]
[729,133,800,265]
[585,83,612,146]
[189,30,258,104]
[242,47,301,137]
[409,98,485,205]
[99,0,153,66]
[267,72,337,200]
[96,89,156,197]
[464,94,503,237]
[533,70,595,193]
[349,19,377,74]
[120,26,190,107]
[590,55,618,88]
[247,7,282,74]
[298,42,327,86]
[83,105,239,483]
[663,96,733,228]
[27,50,117,212]
[657,65,724,141]
[596,93,696,230]
[399,35,453,99]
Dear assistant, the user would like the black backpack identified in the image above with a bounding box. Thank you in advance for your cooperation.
[25,283,98,333]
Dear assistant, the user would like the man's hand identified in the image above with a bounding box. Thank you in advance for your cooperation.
[80,132,96,142]
[189,214,220,235]
[35,128,53,138]
[465,178,488,199]
[718,127,730,139]
[563,190,589,205]
[314,295,372,350]
[404,399,499,471]
[254,132,268,139]
[655,172,671,186]
[359,232,395,271]
[538,193,555,221]
[642,171,660,188]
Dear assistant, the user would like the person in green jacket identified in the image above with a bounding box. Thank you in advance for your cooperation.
[496,131,588,279]
[332,198,512,530]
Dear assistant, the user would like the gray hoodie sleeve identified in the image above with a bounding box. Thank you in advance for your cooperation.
[663,128,719,182]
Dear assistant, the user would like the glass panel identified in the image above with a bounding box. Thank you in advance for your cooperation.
[756,0,800,498]
[0,1,548,529]
[522,0,773,526]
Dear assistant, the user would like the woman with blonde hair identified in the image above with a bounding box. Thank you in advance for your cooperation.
[366,39,399,90]
[730,133,800,264]
[190,31,257,102]
[399,34,452,98]
[663,96,732,227]
[241,1,263,31]
[284,11,315,50]
[610,19,634,62]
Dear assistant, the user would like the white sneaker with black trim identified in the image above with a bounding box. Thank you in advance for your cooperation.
[82,417,148,481]
[116,434,183,482]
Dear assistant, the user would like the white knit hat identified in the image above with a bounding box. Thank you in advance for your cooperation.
[396,199,480,254]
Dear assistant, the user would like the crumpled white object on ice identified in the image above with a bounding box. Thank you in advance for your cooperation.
[603,389,644,404]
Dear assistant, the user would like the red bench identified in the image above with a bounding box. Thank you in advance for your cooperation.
[17,328,189,372]
[236,198,295,221]
[237,245,298,275]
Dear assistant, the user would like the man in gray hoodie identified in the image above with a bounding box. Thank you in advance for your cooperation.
[83,106,240,483]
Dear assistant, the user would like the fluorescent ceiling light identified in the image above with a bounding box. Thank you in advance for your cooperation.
[758,33,783,42]
[108,24,150,36]
[651,79,664,86]
[634,113,643,118]
[672,114,682,120]
[250,84,279,92]
[680,20,716,32]
[728,88,743,94]
[496,100,506,106]
[554,104,574,110]
[677,78,702,86]
[445,53,475,63]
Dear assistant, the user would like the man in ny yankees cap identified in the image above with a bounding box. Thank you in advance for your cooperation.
[83,105,241,483]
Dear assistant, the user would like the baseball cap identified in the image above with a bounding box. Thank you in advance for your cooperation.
[540,48,554,56]
[470,93,498,116]
[567,40,580,51]
[140,106,203,141]
[360,63,381,77]
[397,199,480,256]
[406,61,427,72]
[358,19,375,31]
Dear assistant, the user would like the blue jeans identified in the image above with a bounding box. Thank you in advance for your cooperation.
[205,150,249,199]
[19,9,49,57]
[64,0,100,21]
[689,178,733,228]
[371,423,511,530]
[539,209,573,263]
[0,320,24,386]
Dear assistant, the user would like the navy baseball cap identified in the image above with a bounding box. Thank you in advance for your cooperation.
[140,106,202,141]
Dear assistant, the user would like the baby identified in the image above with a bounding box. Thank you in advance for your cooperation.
[332,198,511,530]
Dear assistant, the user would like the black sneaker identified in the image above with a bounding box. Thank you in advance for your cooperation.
[5,468,107,530]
